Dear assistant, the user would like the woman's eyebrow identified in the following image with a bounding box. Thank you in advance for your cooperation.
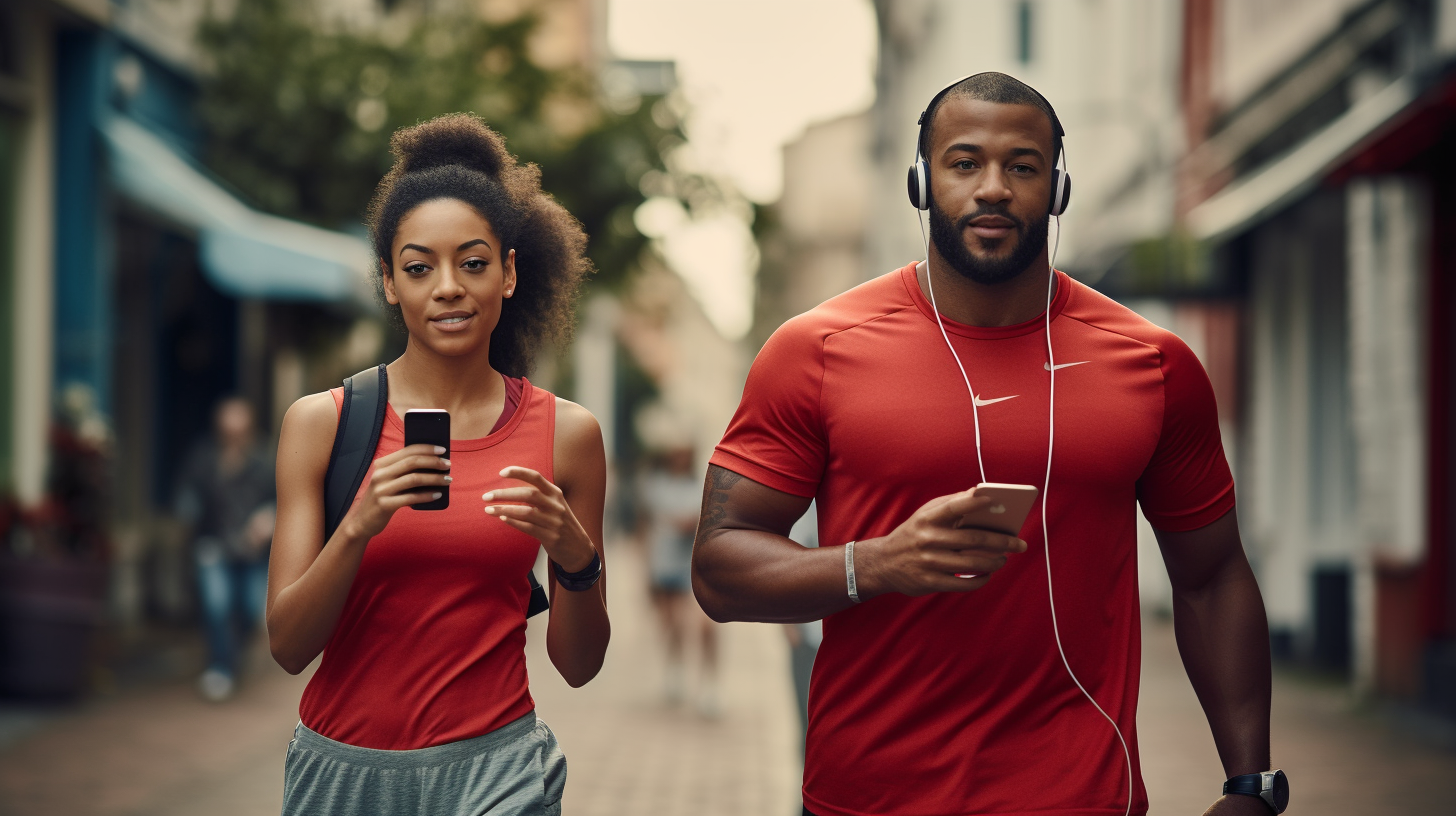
[399,243,433,256]
[457,238,492,252]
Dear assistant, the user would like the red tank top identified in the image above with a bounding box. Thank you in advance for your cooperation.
[299,378,554,749]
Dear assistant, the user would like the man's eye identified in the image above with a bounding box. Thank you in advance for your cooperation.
[956,160,976,170]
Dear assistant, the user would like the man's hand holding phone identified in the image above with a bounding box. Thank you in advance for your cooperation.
[852,486,1033,599]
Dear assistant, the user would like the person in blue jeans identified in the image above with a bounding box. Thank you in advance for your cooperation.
[175,397,276,701]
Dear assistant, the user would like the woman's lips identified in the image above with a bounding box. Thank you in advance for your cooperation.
[429,313,476,332]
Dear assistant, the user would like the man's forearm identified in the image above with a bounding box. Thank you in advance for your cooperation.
[692,528,857,623]
[1171,555,1272,777]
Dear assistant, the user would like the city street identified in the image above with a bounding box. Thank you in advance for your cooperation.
[0,543,1453,815]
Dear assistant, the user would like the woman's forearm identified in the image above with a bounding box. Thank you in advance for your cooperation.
[544,577,610,687]
[267,522,371,674]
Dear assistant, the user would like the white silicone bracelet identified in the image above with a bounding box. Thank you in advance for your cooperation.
[845,540,861,603]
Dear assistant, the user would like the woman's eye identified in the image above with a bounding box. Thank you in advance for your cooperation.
[404,263,429,275]
[462,259,487,271]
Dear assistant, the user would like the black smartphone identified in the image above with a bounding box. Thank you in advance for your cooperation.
[403,409,450,510]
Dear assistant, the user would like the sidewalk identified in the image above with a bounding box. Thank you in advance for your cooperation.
[1138,615,1456,815]
[1,548,1453,815]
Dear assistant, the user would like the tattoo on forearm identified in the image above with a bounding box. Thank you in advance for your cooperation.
[701,466,743,532]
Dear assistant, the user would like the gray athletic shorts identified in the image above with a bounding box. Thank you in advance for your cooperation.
[281,712,566,815]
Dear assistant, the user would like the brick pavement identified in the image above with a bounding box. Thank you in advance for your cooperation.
[2,548,1454,815]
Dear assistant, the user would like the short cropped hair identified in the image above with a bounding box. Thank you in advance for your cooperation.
[919,72,1062,162]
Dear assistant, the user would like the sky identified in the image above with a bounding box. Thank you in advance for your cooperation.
[609,0,878,338]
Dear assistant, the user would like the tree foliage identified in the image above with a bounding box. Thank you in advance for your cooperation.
[195,0,683,289]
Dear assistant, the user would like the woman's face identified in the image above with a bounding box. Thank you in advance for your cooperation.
[382,198,516,358]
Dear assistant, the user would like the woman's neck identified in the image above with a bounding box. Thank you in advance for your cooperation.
[387,339,505,419]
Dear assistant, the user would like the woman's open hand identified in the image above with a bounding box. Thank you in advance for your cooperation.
[484,466,597,571]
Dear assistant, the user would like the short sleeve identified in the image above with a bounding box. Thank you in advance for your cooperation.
[710,318,828,498]
[1137,333,1236,531]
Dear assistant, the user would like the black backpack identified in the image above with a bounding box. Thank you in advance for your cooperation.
[322,364,550,618]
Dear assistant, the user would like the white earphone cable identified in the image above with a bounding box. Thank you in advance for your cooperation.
[916,143,1131,815]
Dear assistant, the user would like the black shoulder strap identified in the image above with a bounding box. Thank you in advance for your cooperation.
[323,365,388,542]
[320,363,549,618]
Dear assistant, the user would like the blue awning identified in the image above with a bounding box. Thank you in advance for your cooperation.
[99,115,375,305]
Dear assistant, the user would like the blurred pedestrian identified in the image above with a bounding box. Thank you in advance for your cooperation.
[174,396,275,702]
[268,114,606,816]
[639,444,720,716]
[693,73,1279,816]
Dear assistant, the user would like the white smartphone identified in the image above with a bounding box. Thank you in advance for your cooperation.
[954,483,1039,535]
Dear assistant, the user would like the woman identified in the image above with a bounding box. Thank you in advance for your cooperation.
[267,113,608,815]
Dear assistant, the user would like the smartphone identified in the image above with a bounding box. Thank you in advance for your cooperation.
[403,409,450,510]
[955,483,1039,535]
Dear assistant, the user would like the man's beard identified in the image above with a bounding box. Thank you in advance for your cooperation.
[928,198,1049,286]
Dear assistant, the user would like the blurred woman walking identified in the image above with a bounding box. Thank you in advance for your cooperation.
[267,114,608,815]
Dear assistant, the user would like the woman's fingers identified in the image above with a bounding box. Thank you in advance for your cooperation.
[375,453,451,483]
[481,486,545,506]
[499,466,557,495]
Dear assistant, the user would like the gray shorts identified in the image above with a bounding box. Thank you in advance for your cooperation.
[282,712,566,815]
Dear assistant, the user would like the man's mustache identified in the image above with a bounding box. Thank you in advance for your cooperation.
[956,206,1025,233]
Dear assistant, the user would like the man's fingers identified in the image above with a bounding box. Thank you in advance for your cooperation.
[915,526,1027,554]
[924,492,996,525]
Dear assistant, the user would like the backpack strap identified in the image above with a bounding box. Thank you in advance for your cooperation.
[320,363,549,619]
[323,365,388,542]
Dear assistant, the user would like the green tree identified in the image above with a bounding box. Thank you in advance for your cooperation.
[195,0,685,289]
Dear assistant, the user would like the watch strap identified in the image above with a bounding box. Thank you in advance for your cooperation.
[551,551,603,592]
[1223,773,1277,814]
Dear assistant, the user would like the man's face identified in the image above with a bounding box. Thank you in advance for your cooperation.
[925,98,1055,286]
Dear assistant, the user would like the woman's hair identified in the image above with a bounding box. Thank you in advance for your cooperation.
[365,113,592,377]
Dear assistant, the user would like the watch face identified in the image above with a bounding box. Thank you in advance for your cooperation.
[1270,770,1289,812]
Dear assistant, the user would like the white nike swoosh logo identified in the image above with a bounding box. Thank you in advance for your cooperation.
[1044,361,1090,371]
[972,394,1019,407]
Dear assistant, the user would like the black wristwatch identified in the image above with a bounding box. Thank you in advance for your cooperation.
[1223,769,1288,814]
[551,551,603,592]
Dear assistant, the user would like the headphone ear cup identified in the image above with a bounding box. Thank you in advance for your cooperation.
[906,160,930,211]
[1050,169,1072,216]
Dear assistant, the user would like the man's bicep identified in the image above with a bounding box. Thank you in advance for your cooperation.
[1153,507,1244,593]
[698,464,813,540]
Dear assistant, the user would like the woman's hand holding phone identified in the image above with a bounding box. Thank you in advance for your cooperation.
[339,445,452,541]
[483,466,597,572]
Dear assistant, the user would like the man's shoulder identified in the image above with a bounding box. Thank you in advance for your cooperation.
[1062,276,1191,357]
[763,267,914,354]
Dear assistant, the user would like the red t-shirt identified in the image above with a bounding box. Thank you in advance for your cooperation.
[299,379,554,749]
[710,264,1234,816]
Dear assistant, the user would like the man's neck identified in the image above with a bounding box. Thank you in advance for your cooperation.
[917,250,1057,328]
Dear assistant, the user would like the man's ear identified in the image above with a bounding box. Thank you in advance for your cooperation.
[503,248,517,297]
[380,259,399,305]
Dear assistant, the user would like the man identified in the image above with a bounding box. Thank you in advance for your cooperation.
[693,73,1280,816]
[175,397,276,701]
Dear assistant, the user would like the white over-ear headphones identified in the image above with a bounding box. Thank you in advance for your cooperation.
[910,74,1129,816]
[906,74,1072,216]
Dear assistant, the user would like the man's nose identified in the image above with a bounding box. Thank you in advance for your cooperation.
[974,165,1013,205]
